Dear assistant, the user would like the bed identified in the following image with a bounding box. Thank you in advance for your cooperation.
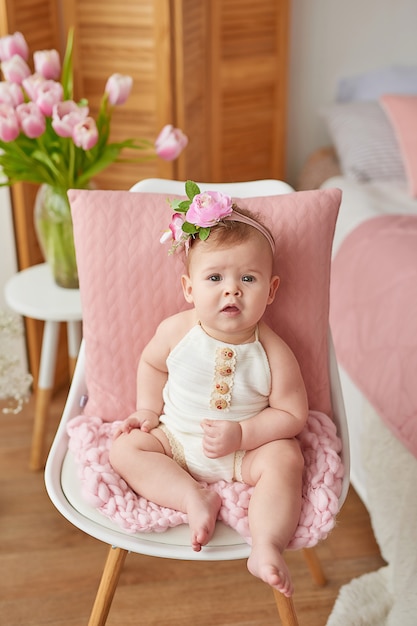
[324,175,417,502]
[297,67,417,625]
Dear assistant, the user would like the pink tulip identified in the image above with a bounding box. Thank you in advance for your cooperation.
[52,100,89,137]
[0,81,24,107]
[35,79,63,116]
[72,117,98,150]
[155,124,188,161]
[104,73,133,105]
[34,49,61,80]
[22,73,46,101]
[1,54,31,84]
[16,102,45,138]
[0,103,20,141]
[0,32,29,62]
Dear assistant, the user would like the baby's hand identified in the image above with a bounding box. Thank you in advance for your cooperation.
[113,410,159,439]
[201,419,242,458]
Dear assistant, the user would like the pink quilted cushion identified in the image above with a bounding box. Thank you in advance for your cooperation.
[380,94,417,197]
[69,187,341,421]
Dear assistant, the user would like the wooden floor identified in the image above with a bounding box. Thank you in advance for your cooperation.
[1,389,385,626]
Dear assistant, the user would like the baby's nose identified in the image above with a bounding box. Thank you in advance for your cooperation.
[224,282,242,296]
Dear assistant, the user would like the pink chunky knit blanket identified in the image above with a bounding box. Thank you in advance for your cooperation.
[67,410,343,550]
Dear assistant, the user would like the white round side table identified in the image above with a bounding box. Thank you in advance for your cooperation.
[5,263,82,470]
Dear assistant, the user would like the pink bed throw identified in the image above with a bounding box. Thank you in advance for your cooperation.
[67,410,343,550]
[330,214,417,458]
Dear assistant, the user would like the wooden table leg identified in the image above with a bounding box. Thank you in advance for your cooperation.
[67,320,82,379]
[30,320,59,471]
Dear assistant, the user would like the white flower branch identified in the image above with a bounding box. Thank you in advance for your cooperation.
[0,308,32,414]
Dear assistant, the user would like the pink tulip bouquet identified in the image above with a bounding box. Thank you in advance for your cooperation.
[0,29,188,190]
[0,29,188,288]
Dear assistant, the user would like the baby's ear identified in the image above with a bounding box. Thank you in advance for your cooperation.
[181,274,194,303]
[268,275,280,304]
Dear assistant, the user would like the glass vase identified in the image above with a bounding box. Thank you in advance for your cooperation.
[34,184,79,289]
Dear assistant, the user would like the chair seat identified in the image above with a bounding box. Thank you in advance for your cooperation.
[62,450,251,560]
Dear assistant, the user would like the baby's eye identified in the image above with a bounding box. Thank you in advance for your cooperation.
[242,275,255,283]
[208,274,222,282]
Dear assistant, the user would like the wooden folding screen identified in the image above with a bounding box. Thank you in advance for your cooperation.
[62,0,289,186]
[1,0,289,385]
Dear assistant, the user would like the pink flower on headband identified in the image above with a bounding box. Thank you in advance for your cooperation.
[160,212,186,245]
[161,180,234,253]
[161,180,275,255]
[186,191,233,228]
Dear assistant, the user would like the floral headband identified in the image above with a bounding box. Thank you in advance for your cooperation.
[160,180,275,254]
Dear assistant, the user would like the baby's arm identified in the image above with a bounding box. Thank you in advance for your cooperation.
[239,326,308,450]
[114,314,182,439]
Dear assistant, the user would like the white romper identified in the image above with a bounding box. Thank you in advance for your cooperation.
[158,324,271,483]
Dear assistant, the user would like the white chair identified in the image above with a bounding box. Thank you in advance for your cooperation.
[45,179,349,626]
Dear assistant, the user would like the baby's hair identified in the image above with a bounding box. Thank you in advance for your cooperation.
[189,205,275,252]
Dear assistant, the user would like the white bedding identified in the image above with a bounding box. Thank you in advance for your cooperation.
[322,176,417,254]
[322,175,417,625]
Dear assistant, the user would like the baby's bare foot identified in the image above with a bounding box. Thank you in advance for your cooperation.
[247,543,293,597]
[186,488,221,552]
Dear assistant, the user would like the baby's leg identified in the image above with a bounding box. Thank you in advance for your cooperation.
[241,438,304,597]
[110,429,221,551]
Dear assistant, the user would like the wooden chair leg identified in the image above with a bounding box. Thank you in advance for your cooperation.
[302,547,327,586]
[273,589,299,626]
[88,546,128,626]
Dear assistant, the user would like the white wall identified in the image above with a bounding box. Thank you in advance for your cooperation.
[286,0,417,185]
[0,187,28,376]
[1,187,18,308]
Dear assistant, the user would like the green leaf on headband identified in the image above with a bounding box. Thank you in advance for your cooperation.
[185,180,200,200]
[177,200,191,212]
[168,198,182,210]
[198,228,210,240]
[182,221,198,234]
[168,198,190,212]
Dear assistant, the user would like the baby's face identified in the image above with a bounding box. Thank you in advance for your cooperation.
[181,235,279,344]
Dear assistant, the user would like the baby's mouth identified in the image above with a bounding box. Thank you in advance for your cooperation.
[221,305,240,314]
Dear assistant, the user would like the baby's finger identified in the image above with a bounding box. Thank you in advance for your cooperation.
[112,425,126,439]
[202,439,216,457]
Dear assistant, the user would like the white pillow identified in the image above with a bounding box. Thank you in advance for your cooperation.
[323,101,406,182]
[336,66,417,102]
